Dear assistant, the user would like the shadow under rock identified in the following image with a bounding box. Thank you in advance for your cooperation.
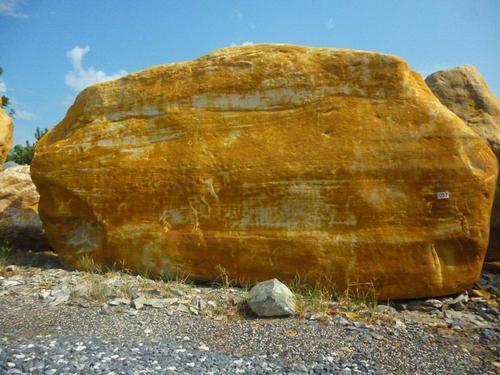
[1,198,51,252]
[4,250,61,270]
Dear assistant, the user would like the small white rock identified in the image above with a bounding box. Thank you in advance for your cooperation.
[394,319,406,330]
[247,279,295,317]
[132,297,145,310]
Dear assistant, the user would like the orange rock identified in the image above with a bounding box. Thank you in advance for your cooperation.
[31,45,498,300]
[426,66,500,262]
[0,108,13,168]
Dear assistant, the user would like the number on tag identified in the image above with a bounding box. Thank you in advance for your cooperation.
[436,191,450,200]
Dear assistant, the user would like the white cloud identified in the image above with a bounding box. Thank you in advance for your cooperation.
[67,45,88,71]
[230,41,254,47]
[15,109,39,121]
[326,17,334,31]
[0,0,29,18]
[64,45,127,92]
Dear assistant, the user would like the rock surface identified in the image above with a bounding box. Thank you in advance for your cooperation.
[0,165,48,250]
[425,66,500,262]
[248,279,295,317]
[0,108,13,168]
[31,44,498,299]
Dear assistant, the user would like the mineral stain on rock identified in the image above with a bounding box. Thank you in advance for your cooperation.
[30,44,498,299]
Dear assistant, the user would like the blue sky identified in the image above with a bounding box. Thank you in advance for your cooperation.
[1,0,499,145]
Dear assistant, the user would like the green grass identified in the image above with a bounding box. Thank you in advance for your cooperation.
[0,240,14,269]
[289,275,378,318]
[62,255,381,317]
[75,254,104,274]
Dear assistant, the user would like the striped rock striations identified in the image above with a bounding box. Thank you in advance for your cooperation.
[31,45,497,299]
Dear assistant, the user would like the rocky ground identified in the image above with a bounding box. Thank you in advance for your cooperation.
[0,252,498,374]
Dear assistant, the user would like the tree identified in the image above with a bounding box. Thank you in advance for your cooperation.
[0,67,15,118]
[6,127,48,165]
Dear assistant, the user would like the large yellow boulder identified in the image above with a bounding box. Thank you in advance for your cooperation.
[31,45,498,299]
[0,108,13,168]
[425,66,500,262]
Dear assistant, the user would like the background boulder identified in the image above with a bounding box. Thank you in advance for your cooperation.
[31,45,497,299]
[0,165,49,251]
[0,108,13,168]
[426,66,500,262]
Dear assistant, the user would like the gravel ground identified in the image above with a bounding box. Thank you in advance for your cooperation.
[0,294,497,374]
[0,255,498,374]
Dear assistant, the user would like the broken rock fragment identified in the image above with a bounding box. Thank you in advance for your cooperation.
[247,279,295,317]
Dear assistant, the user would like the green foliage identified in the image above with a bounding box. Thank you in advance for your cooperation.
[7,143,34,165]
[6,127,48,165]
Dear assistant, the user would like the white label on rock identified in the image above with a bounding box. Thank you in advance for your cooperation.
[436,191,450,200]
